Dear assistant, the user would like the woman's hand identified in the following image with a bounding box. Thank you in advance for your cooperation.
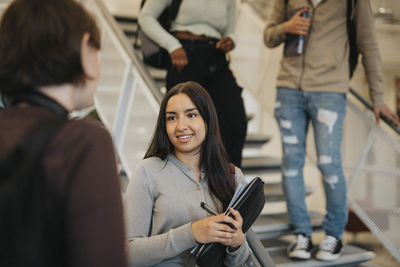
[216,37,235,53]
[191,213,237,244]
[283,7,310,36]
[170,47,188,72]
[223,208,245,250]
[191,209,245,249]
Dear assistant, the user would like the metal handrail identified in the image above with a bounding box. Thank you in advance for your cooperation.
[247,229,276,267]
[92,0,163,104]
[349,88,400,135]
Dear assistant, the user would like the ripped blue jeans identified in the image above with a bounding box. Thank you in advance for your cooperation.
[274,87,348,239]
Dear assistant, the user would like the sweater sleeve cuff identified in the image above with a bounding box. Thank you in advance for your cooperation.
[224,239,250,265]
[226,33,236,46]
[371,92,384,107]
[275,23,287,41]
[171,223,197,249]
[167,42,182,54]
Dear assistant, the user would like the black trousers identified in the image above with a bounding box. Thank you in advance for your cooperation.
[166,38,247,167]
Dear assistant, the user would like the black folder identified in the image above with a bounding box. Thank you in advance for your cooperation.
[195,177,265,267]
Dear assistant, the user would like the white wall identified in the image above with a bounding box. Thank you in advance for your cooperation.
[371,0,400,19]
[102,0,140,17]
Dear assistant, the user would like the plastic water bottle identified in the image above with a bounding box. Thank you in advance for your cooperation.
[297,8,309,55]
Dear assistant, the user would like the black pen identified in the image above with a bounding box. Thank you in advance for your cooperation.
[200,202,237,230]
[200,201,218,215]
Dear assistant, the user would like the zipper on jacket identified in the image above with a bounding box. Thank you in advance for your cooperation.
[298,0,324,90]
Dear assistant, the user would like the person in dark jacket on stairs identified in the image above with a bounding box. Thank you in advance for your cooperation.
[139,0,247,168]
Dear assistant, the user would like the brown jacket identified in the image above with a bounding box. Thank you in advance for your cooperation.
[0,106,127,267]
[264,0,384,106]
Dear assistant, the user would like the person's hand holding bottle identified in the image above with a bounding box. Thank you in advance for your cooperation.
[283,7,310,35]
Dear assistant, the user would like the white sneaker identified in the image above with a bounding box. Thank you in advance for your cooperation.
[287,234,313,260]
[316,235,343,261]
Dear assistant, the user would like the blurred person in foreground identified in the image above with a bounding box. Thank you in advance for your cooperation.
[0,0,127,266]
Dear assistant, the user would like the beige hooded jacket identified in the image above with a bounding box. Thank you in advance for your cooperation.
[264,0,384,106]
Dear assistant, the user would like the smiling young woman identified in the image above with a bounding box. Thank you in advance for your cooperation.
[124,81,250,266]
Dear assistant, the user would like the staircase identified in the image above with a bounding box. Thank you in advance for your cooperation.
[0,0,394,265]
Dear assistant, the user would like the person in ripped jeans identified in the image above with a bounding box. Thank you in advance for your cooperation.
[264,0,400,262]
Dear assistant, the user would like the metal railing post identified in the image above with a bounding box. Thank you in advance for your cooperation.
[112,63,136,151]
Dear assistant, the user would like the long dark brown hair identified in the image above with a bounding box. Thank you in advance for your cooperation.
[145,81,236,210]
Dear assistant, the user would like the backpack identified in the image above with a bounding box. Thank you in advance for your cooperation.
[0,113,67,267]
[283,0,359,78]
[138,0,182,69]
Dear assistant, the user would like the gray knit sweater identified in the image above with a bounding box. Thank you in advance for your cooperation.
[125,154,250,266]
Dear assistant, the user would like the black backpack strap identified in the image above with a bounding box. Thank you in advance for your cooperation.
[166,0,183,30]
[0,104,68,266]
[11,90,69,117]
[284,0,288,19]
[347,0,359,78]
[0,116,68,266]
[140,0,182,30]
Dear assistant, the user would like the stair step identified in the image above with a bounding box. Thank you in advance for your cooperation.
[242,155,281,173]
[114,16,139,38]
[245,171,282,185]
[253,211,324,240]
[265,244,375,267]
[245,133,272,148]
[120,24,138,37]
[146,66,167,81]
[114,15,138,24]
[357,263,381,267]
[123,29,138,38]
[264,183,315,203]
